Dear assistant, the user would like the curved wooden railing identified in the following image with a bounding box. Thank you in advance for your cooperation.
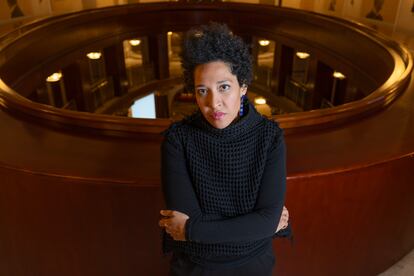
[0,2,412,135]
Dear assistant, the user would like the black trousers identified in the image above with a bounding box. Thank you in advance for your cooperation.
[169,248,275,276]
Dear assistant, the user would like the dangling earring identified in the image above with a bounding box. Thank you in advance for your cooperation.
[239,95,246,116]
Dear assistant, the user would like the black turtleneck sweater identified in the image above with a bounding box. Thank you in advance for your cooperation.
[161,102,286,268]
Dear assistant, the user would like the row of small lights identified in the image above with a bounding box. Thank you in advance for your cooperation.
[258,40,346,80]
[46,39,143,82]
[87,37,144,60]
[295,51,345,79]
[44,75,267,107]
[47,39,344,82]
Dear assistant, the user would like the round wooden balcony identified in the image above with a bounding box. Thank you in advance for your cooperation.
[0,3,413,276]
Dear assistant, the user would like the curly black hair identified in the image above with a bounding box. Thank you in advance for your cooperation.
[180,22,252,93]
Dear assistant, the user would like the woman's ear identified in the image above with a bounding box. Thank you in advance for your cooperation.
[241,84,248,95]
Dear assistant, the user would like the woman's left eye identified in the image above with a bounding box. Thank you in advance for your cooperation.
[219,84,230,92]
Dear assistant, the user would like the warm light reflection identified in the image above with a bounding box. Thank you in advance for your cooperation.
[333,71,346,79]
[254,97,267,105]
[167,31,173,35]
[296,52,310,59]
[129,39,141,46]
[46,72,62,82]
[258,40,270,46]
[86,52,102,60]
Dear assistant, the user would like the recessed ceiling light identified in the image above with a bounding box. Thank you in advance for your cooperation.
[296,52,310,59]
[129,39,141,46]
[86,52,102,60]
[46,72,62,82]
[333,71,346,79]
[254,97,267,105]
[258,40,270,46]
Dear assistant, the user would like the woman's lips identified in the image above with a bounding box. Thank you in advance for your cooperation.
[211,111,225,120]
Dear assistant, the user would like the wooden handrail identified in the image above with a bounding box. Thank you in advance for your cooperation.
[0,2,412,136]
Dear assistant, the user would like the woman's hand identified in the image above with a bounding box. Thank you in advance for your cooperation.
[276,206,289,233]
[159,210,189,241]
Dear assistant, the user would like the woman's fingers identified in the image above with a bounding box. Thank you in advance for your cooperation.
[281,207,289,220]
[159,217,173,228]
[160,209,174,217]
[158,218,167,227]
[160,219,184,241]
[158,210,189,241]
[275,206,290,233]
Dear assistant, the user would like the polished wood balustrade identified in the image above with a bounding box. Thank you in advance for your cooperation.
[0,2,413,276]
[0,2,411,133]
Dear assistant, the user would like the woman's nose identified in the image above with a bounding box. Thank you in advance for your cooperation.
[207,90,222,108]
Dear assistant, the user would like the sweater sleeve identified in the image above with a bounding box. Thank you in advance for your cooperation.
[161,130,287,243]
[161,136,202,217]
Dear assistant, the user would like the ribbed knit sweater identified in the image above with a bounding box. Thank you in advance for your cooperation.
[161,102,286,268]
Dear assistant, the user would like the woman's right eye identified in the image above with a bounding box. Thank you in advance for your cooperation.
[197,88,208,96]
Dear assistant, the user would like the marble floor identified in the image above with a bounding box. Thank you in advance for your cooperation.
[378,249,414,276]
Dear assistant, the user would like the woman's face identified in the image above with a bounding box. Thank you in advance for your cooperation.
[194,61,247,129]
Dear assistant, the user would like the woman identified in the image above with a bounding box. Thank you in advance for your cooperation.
[159,23,288,276]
